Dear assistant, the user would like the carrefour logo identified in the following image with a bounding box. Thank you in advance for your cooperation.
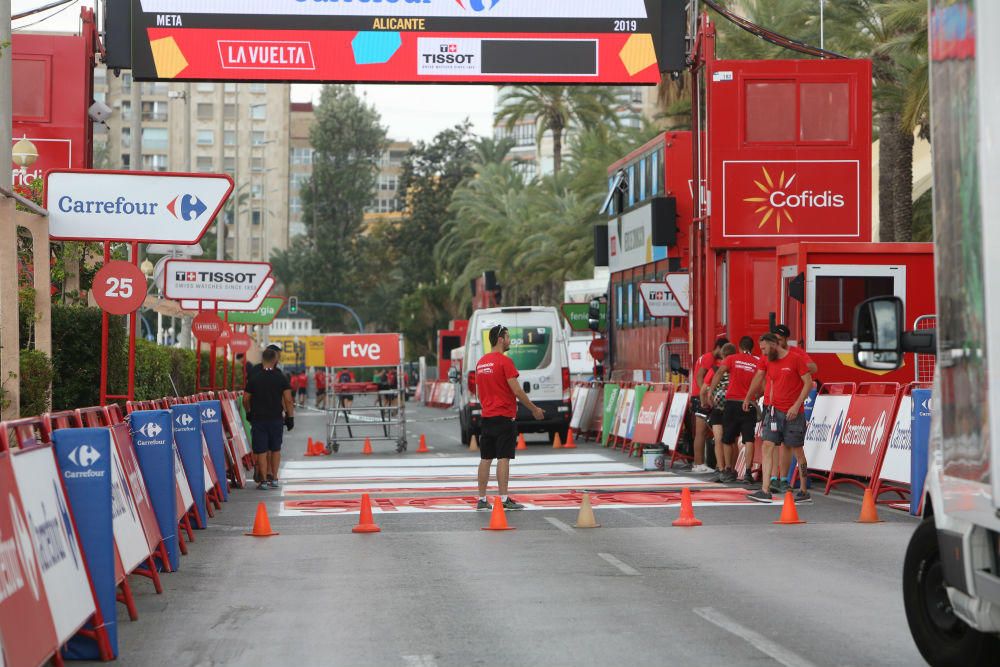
[456,0,501,11]
[137,421,163,439]
[202,408,218,420]
[166,194,208,221]
[176,413,194,427]
[68,444,101,468]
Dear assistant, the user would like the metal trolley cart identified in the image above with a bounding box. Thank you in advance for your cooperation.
[323,333,407,453]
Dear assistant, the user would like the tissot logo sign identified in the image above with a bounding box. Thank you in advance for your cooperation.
[418,38,480,75]
[45,170,233,243]
[164,259,272,302]
[722,161,861,239]
[639,282,686,318]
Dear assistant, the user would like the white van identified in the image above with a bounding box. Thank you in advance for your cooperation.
[456,307,571,445]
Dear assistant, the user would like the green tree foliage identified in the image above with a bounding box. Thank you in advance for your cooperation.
[495,86,624,174]
[19,350,53,416]
[270,85,387,332]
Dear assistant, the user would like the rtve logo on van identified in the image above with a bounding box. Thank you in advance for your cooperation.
[723,160,860,238]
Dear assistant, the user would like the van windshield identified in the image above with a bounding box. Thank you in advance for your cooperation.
[481,326,553,370]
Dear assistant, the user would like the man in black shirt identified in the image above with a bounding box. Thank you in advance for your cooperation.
[246,344,283,387]
[244,348,294,490]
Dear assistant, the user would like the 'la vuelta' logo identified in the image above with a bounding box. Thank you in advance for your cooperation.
[743,167,846,233]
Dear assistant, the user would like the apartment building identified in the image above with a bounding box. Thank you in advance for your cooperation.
[95,68,291,261]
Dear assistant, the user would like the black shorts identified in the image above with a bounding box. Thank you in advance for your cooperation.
[722,400,757,445]
[691,396,711,420]
[251,420,284,454]
[708,407,725,427]
[480,416,517,461]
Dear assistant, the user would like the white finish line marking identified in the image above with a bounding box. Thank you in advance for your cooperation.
[597,553,639,576]
[545,516,575,534]
[402,655,438,667]
[693,607,820,667]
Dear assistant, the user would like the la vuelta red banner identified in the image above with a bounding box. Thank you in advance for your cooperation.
[722,160,862,240]
[137,28,662,84]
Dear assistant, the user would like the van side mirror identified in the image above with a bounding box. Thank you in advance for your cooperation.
[853,296,904,370]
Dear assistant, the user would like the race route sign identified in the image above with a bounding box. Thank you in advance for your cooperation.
[324,333,403,368]
[44,170,233,243]
[93,260,149,315]
[164,259,271,303]
[129,0,677,84]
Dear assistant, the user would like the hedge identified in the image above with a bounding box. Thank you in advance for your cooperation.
[19,349,54,416]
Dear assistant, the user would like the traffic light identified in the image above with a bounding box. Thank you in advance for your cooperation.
[289,296,298,314]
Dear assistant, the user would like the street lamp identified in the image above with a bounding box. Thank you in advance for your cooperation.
[11,136,38,168]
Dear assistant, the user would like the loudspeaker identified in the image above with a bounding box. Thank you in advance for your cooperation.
[470,279,479,298]
[650,197,677,247]
[483,271,498,291]
[647,0,689,74]
[594,225,609,267]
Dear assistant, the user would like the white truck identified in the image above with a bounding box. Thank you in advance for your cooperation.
[852,2,1000,665]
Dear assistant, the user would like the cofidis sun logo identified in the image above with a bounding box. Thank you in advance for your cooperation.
[455,0,501,11]
[723,160,861,239]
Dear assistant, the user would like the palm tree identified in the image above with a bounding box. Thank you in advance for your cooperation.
[494,86,623,175]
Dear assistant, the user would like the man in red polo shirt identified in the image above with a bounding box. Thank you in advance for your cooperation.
[690,337,729,473]
[743,333,812,503]
[772,324,818,494]
[707,336,760,484]
[475,324,545,512]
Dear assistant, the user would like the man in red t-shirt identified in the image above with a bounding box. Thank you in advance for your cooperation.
[707,336,760,483]
[474,324,545,512]
[743,333,812,503]
[690,337,729,473]
[772,324,818,492]
[314,369,327,409]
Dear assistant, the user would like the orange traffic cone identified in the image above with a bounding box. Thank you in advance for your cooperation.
[482,496,515,531]
[672,487,702,527]
[352,494,381,533]
[245,502,279,537]
[469,434,479,452]
[417,434,429,453]
[774,492,806,525]
[564,430,577,449]
[362,437,373,455]
[516,434,527,451]
[574,492,600,528]
[553,432,563,448]
[857,488,883,523]
[305,438,320,457]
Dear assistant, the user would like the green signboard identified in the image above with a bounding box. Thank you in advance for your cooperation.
[219,297,285,325]
[561,303,607,333]
[601,383,621,447]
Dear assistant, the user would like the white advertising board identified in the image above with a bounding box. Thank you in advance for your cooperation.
[615,389,635,439]
[45,170,233,243]
[164,259,271,303]
[639,282,686,318]
[665,273,691,313]
[879,395,913,485]
[109,441,151,574]
[661,391,689,449]
[10,448,96,644]
[181,276,276,312]
[802,394,853,473]
[173,444,195,514]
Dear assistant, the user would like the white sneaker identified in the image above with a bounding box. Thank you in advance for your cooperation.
[691,464,714,474]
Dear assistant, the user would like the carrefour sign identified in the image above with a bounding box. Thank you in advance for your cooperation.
[45,170,233,243]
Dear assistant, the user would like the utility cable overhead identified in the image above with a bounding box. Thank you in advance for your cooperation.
[12,0,79,29]
[702,0,847,59]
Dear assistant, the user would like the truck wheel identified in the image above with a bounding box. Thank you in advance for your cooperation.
[903,519,1000,667]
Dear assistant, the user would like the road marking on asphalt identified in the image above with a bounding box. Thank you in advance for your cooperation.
[402,655,438,667]
[545,516,575,534]
[597,553,639,576]
[693,607,821,667]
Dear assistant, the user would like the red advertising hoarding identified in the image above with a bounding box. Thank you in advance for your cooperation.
[630,391,670,445]
[324,334,403,368]
[829,393,898,480]
[129,0,672,84]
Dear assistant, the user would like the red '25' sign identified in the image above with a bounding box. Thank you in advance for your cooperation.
[324,334,402,368]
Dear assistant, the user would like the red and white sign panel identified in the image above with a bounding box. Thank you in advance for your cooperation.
[665,273,690,313]
[10,447,96,645]
[639,282,686,318]
[164,259,271,303]
[830,394,897,479]
[110,424,164,559]
[722,160,861,239]
[192,312,225,343]
[173,444,195,522]
[180,276,276,312]
[324,334,403,368]
[614,388,636,439]
[93,260,149,315]
[11,136,71,190]
[631,391,670,445]
[802,394,853,473]
[0,453,58,667]
[228,332,253,355]
[45,170,233,243]
[880,395,912,485]
[661,391,689,449]
[130,0,664,85]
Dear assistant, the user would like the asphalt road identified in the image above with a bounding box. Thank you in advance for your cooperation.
[106,401,926,667]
